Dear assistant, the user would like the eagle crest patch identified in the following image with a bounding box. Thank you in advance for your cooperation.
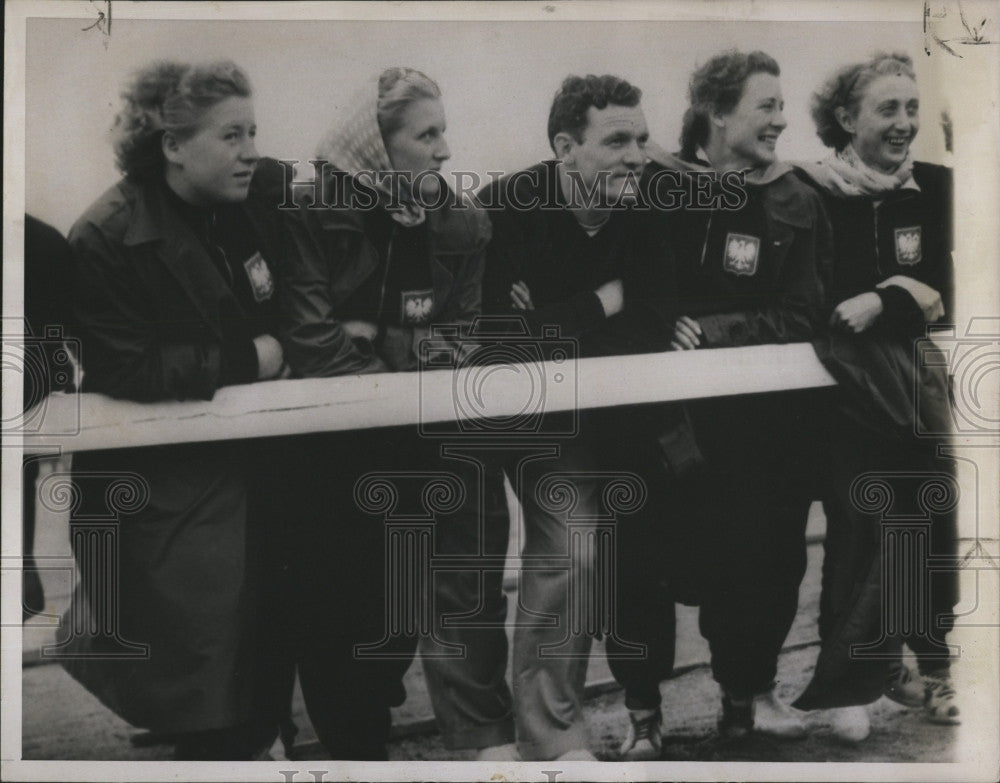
[401,289,435,324]
[723,233,760,276]
[894,226,922,266]
[243,252,275,302]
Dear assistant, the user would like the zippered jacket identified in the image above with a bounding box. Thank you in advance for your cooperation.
[279,168,490,376]
[640,149,830,482]
[795,162,953,338]
[645,150,830,348]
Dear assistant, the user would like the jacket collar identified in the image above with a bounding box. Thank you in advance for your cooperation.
[647,146,811,228]
[647,145,794,185]
[122,177,168,246]
[308,167,490,256]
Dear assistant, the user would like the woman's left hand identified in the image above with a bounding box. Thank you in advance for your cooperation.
[829,292,884,333]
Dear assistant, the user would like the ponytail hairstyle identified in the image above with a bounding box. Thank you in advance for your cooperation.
[810,52,916,150]
[111,60,253,181]
[679,49,780,161]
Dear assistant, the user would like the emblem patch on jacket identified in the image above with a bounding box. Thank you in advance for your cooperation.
[723,233,760,276]
[243,252,275,302]
[894,226,922,266]
[401,289,435,324]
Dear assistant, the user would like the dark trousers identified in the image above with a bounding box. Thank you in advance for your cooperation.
[607,475,810,706]
[818,411,958,674]
[697,489,810,698]
[603,428,678,711]
[253,429,422,760]
[795,399,958,710]
[603,396,815,708]
[420,450,515,750]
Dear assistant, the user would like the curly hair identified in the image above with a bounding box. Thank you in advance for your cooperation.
[679,50,780,160]
[376,67,442,140]
[111,60,253,181]
[810,52,916,150]
[546,74,642,152]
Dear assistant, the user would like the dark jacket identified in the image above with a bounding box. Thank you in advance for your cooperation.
[60,161,287,733]
[796,162,953,336]
[645,152,830,483]
[24,215,76,408]
[279,168,490,376]
[793,162,956,711]
[647,151,829,348]
[800,161,954,441]
[70,159,286,402]
[478,160,676,358]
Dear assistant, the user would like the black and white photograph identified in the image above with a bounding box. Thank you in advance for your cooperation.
[2,1,998,781]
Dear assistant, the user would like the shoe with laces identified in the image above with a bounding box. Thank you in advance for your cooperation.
[718,694,754,739]
[883,661,925,708]
[619,709,662,761]
[923,673,961,725]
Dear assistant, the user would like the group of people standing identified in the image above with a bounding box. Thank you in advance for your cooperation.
[29,46,958,762]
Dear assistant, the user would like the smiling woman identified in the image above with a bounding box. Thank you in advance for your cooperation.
[793,52,959,738]
[616,49,830,749]
[59,59,290,759]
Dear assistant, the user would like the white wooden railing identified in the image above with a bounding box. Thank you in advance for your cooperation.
[19,343,836,454]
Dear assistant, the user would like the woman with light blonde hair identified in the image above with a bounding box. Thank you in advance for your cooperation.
[793,51,958,740]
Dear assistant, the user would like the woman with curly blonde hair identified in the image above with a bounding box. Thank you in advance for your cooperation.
[61,59,289,759]
[793,52,958,740]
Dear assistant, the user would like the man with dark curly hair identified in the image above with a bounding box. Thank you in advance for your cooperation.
[426,74,675,762]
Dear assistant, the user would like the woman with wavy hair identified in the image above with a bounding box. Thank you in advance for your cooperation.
[61,59,288,759]
[612,49,828,757]
[793,52,958,740]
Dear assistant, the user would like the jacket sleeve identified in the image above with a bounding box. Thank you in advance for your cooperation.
[619,218,678,353]
[436,206,490,326]
[589,217,678,355]
[70,222,250,402]
[480,208,606,336]
[698,191,828,348]
[277,207,387,378]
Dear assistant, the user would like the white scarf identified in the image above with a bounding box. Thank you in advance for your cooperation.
[797,143,918,198]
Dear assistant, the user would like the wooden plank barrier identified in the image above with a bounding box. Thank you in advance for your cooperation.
[19,343,835,454]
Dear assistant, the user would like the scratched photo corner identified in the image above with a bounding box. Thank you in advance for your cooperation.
[3,1,999,781]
